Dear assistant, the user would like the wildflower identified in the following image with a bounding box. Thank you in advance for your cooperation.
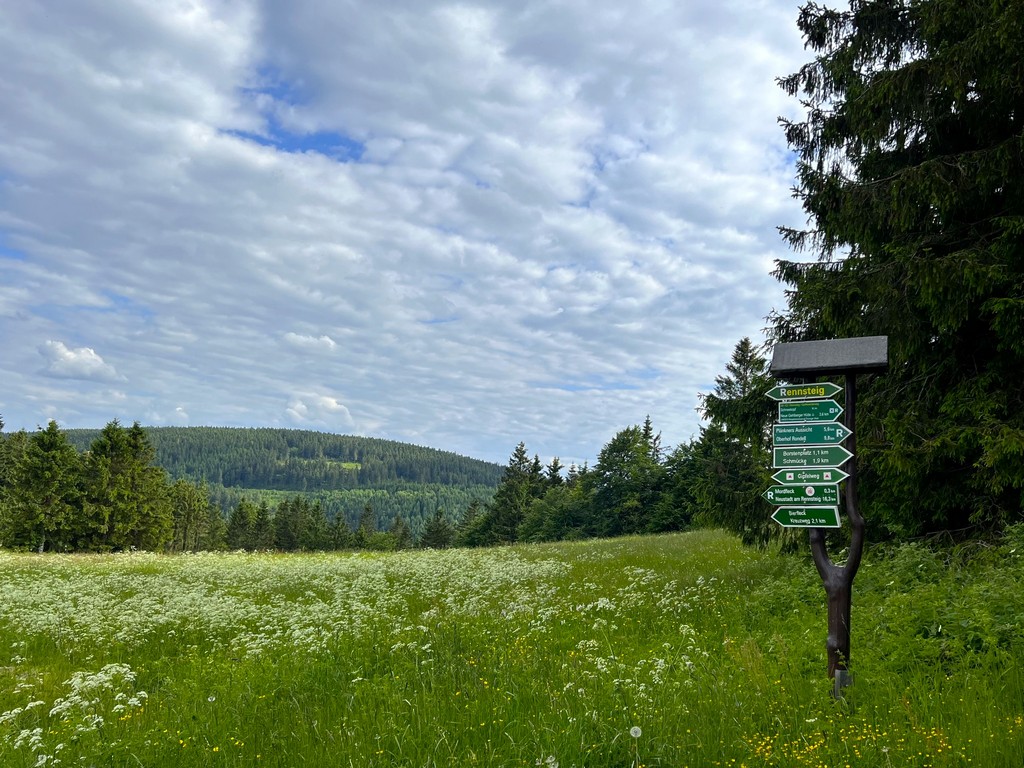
[630,726,642,738]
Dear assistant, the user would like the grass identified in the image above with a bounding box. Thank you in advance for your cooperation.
[0,528,1022,766]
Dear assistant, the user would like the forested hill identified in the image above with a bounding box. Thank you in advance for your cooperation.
[63,427,503,491]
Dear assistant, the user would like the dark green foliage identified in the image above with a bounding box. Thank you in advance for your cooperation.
[0,425,29,545]
[169,479,213,552]
[690,424,774,547]
[490,421,677,545]
[418,509,456,549]
[212,483,496,542]
[389,515,413,550]
[274,497,332,551]
[60,426,500,543]
[454,499,484,547]
[251,501,275,550]
[691,339,776,546]
[82,421,173,551]
[1,421,499,553]
[646,441,699,533]
[698,339,774,452]
[518,484,590,542]
[585,424,665,538]
[7,421,82,551]
[226,498,259,550]
[63,427,503,491]
[464,443,546,545]
[774,0,1024,534]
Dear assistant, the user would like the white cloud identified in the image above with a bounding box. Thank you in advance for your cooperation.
[39,341,123,383]
[286,394,355,429]
[283,332,338,351]
[0,0,811,463]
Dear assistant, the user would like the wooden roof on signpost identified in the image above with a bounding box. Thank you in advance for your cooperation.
[770,336,889,378]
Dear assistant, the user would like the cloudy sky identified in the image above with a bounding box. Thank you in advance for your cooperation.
[1,0,812,467]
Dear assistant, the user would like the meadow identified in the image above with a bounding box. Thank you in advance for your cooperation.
[1,528,1023,767]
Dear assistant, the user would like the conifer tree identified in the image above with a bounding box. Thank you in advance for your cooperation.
[10,421,83,551]
[169,479,210,552]
[775,0,1024,533]
[226,498,258,550]
[692,339,775,545]
[419,509,456,549]
[389,515,413,550]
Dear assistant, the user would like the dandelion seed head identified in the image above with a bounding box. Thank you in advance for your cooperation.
[630,726,642,738]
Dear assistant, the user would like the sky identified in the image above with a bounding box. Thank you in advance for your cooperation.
[0,0,813,467]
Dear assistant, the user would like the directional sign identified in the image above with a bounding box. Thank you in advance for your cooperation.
[771,467,849,485]
[778,400,844,424]
[771,506,841,528]
[763,484,840,506]
[773,422,852,446]
[774,445,853,469]
[765,382,843,402]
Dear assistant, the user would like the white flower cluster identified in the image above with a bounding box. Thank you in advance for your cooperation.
[0,662,145,766]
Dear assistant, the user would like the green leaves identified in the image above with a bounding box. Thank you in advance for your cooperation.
[774,0,1024,534]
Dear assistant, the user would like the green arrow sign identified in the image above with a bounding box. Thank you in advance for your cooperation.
[778,400,844,424]
[771,467,849,485]
[765,382,843,401]
[763,484,840,505]
[773,422,852,446]
[773,445,853,469]
[771,506,841,528]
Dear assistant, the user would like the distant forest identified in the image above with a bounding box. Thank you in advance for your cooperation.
[63,427,503,490]
[59,427,501,533]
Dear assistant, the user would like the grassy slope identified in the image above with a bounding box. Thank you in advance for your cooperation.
[0,529,1022,766]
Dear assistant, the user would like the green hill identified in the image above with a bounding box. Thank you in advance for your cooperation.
[64,426,502,532]
[64,426,502,490]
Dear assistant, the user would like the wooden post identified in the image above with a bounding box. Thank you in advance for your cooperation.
[769,337,885,697]
[807,374,864,695]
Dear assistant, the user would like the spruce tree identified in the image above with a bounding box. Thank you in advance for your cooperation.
[169,479,209,552]
[775,0,1024,533]
[10,421,83,551]
[418,509,455,549]
[692,339,775,545]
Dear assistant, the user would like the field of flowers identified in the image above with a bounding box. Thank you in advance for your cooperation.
[1,528,1023,767]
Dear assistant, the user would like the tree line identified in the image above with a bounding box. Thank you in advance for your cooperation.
[457,339,776,548]
[62,427,503,491]
[0,419,481,553]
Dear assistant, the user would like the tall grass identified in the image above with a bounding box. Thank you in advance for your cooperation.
[0,528,1022,766]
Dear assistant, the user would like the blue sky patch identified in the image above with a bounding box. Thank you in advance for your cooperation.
[233,67,365,162]
[0,238,27,261]
[100,292,156,321]
[226,120,365,162]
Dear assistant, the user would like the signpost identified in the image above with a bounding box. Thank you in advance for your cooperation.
[778,400,843,423]
[771,506,841,528]
[772,422,851,446]
[762,484,840,506]
[771,467,849,485]
[773,445,853,468]
[765,382,843,401]
[767,335,888,698]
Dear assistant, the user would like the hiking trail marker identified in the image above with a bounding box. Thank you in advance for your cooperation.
[778,400,844,423]
[771,506,841,528]
[762,484,840,506]
[767,335,888,698]
[771,467,849,485]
